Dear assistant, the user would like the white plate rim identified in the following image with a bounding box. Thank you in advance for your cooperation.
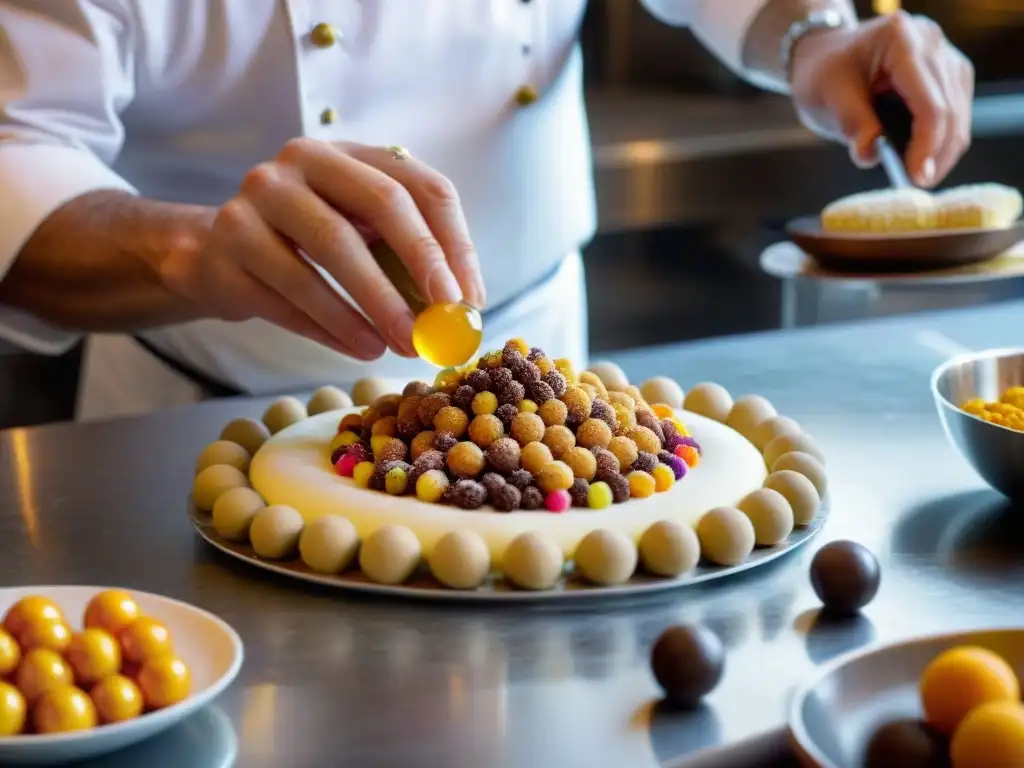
[786,625,1024,768]
[0,586,244,749]
[189,501,829,603]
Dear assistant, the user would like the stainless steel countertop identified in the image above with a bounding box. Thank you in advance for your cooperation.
[4,302,1024,768]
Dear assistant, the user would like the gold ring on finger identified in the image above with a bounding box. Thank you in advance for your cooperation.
[386,145,411,161]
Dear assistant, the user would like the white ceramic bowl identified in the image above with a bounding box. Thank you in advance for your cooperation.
[0,586,243,766]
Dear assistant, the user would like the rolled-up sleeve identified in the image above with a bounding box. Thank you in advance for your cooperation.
[640,0,770,75]
[0,0,137,353]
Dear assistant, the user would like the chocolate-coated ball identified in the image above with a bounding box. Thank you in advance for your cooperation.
[864,718,949,768]
[810,540,881,615]
[650,624,725,706]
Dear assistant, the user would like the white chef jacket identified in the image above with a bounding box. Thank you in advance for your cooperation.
[0,0,770,420]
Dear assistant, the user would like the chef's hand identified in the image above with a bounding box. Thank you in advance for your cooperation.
[167,138,485,360]
[789,11,974,187]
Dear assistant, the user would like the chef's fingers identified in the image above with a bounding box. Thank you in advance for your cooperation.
[923,30,974,183]
[241,163,416,356]
[281,138,463,307]
[821,69,883,169]
[216,194,387,360]
[872,13,949,186]
[350,144,487,308]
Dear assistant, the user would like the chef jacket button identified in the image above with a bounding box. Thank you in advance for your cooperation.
[320,107,338,125]
[311,22,338,48]
[514,85,538,107]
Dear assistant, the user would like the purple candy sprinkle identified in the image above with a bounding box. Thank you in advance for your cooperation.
[659,452,687,481]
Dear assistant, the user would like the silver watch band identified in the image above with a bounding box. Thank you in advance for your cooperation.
[780,8,850,83]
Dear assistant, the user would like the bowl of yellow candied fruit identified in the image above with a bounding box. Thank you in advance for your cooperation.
[0,586,242,766]
[932,348,1024,499]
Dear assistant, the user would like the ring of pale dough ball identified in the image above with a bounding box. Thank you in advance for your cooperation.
[763,432,825,469]
[684,383,733,423]
[640,377,685,409]
[220,417,272,456]
[586,361,629,392]
[749,416,801,453]
[763,470,820,527]
[263,396,308,435]
[771,451,827,498]
[359,524,421,585]
[196,440,251,475]
[194,464,250,511]
[429,530,491,590]
[299,515,360,574]
[501,532,564,591]
[249,504,304,559]
[737,488,794,547]
[573,529,638,586]
[212,486,266,541]
[696,507,755,566]
[725,396,777,442]
[639,519,701,577]
[307,386,354,416]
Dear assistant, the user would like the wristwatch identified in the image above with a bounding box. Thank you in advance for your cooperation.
[780,8,850,83]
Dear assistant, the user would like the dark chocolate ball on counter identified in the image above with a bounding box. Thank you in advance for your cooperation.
[864,718,950,768]
[650,624,725,707]
[809,540,881,616]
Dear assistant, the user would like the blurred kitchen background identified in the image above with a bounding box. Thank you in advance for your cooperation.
[4,0,1024,427]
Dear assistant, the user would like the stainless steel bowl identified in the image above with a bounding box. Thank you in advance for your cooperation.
[931,347,1024,498]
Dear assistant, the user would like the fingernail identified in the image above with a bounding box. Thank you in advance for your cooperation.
[389,313,415,355]
[354,329,386,359]
[427,266,462,304]
[918,157,936,185]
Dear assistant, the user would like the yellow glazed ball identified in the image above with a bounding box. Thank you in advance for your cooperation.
[950,701,1024,768]
[521,441,554,476]
[91,674,144,724]
[195,440,251,475]
[219,417,271,456]
[0,628,20,677]
[764,432,826,468]
[34,685,97,734]
[607,436,639,471]
[684,382,733,423]
[3,595,64,637]
[65,628,121,686]
[772,452,828,498]
[15,616,71,654]
[299,515,360,574]
[137,656,192,710]
[359,525,422,585]
[262,395,307,434]
[920,646,1020,734]
[0,682,26,736]
[542,425,576,459]
[15,648,73,704]
[562,446,597,481]
[212,486,266,541]
[749,415,801,452]
[429,530,491,590]
[737,488,794,547]
[639,519,701,577]
[573,529,638,587]
[249,504,305,559]
[119,616,174,665]
[307,385,353,415]
[725,395,777,441]
[639,376,684,409]
[83,590,139,635]
[763,470,820,527]
[696,507,755,566]
[537,461,575,493]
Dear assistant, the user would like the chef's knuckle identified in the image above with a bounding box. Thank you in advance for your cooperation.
[420,173,460,208]
[217,198,251,231]
[885,10,916,44]
[366,178,409,213]
[241,162,282,197]
[279,136,318,165]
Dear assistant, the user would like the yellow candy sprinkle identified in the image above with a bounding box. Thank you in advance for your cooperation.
[627,470,656,498]
[651,403,675,420]
[963,387,1024,432]
[652,464,675,492]
[370,434,391,457]
[554,358,578,385]
[670,418,689,437]
[471,391,498,416]
[415,470,449,503]
[352,461,375,488]
[506,337,530,357]
[587,481,613,510]
[518,399,538,414]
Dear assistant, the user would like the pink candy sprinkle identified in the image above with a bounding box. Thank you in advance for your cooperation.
[545,489,571,513]
[335,453,360,477]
